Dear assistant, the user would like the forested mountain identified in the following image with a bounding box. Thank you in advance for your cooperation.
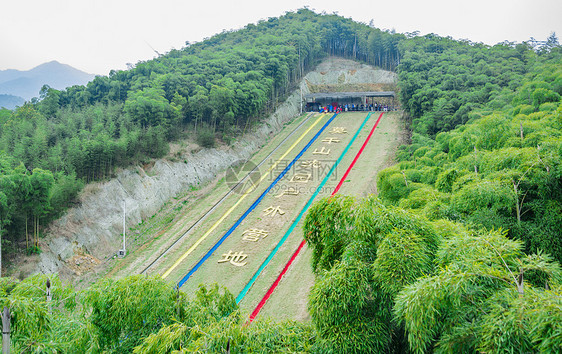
[300,36,561,352]
[379,35,562,263]
[0,61,94,101]
[1,8,561,353]
[0,9,402,261]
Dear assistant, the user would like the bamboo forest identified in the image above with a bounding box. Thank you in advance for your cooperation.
[0,8,561,353]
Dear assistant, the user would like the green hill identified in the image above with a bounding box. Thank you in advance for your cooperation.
[0,8,561,353]
[0,9,402,260]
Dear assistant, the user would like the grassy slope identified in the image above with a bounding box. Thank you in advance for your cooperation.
[256,111,403,321]
[99,110,402,321]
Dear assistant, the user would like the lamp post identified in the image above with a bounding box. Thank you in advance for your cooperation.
[2,306,10,354]
[300,84,303,114]
[119,200,126,258]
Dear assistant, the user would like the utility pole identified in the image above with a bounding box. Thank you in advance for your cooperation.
[115,178,134,259]
[123,200,126,254]
[300,85,303,114]
[2,307,10,354]
[46,278,52,314]
[120,201,126,257]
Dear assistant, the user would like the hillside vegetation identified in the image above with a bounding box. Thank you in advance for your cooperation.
[304,31,562,352]
[0,9,402,260]
[379,34,562,264]
[0,9,561,353]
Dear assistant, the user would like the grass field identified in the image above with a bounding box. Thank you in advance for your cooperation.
[104,111,403,321]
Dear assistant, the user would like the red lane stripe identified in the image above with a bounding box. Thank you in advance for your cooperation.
[246,112,385,323]
[248,240,306,322]
[332,112,384,195]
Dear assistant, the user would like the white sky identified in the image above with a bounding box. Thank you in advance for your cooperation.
[1,0,561,75]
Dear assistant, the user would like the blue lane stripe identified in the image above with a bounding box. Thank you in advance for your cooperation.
[235,112,372,303]
[177,113,339,288]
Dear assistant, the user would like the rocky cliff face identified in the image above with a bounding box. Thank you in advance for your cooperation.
[28,58,396,279]
[305,57,396,88]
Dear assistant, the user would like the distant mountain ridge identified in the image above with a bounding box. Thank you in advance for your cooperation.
[0,61,94,103]
[0,94,25,109]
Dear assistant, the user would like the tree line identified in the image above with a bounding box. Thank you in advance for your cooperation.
[379,33,562,264]
[0,8,402,258]
[1,9,561,352]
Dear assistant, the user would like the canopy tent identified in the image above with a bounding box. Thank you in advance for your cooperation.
[304,91,396,112]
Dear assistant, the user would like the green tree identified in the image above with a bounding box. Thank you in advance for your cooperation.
[124,87,180,132]
[28,168,54,248]
[38,85,61,118]
[83,275,181,352]
[0,274,77,352]
[305,195,439,352]
[531,87,560,109]
[394,229,562,353]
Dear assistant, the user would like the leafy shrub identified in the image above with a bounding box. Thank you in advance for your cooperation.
[413,145,431,158]
[451,172,479,192]
[515,104,536,115]
[539,102,559,112]
[451,179,516,217]
[309,262,391,353]
[196,126,216,148]
[422,200,457,221]
[435,168,460,193]
[532,87,561,109]
[395,229,562,353]
[83,275,180,351]
[306,196,440,352]
[399,185,446,211]
[377,167,422,204]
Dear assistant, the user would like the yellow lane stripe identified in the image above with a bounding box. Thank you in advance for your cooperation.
[161,113,326,279]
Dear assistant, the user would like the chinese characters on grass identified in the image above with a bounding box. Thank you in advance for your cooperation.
[241,228,269,242]
[218,250,248,266]
[218,127,346,267]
